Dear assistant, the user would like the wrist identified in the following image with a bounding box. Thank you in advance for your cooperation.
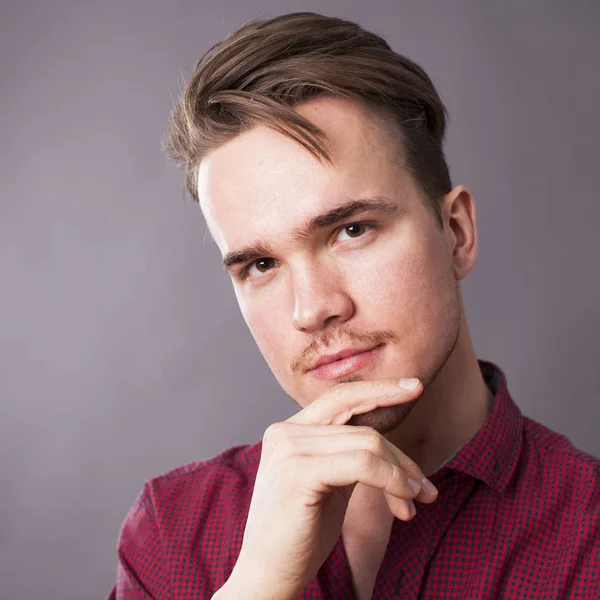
[214,565,298,600]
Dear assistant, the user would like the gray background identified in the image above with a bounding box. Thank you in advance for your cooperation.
[1,1,599,598]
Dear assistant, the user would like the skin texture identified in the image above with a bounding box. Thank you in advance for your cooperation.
[197,96,494,520]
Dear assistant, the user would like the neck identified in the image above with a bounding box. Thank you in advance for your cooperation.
[387,310,494,477]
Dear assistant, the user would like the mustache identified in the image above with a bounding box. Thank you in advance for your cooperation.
[290,327,398,373]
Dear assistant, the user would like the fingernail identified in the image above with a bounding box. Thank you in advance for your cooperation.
[408,499,416,516]
[408,477,421,494]
[399,378,419,390]
[421,477,438,496]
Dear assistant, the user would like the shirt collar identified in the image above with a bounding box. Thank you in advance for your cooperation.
[441,359,523,493]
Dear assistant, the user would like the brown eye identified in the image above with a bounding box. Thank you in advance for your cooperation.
[334,222,376,245]
[343,223,369,238]
[253,258,275,273]
[345,223,366,237]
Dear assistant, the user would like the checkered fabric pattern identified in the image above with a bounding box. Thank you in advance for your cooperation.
[108,360,600,599]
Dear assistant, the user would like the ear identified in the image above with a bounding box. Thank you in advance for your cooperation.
[442,185,478,280]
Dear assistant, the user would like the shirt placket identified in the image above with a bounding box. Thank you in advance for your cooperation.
[372,472,475,599]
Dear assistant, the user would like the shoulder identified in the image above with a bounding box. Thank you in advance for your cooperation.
[521,416,600,512]
[113,441,263,594]
[514,418,600,591]
[522,416,600,475]
[117,440,262,557]
[142,439,263,514]
[119,439,263,546]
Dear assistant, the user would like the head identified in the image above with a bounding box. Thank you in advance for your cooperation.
[165,12,478,434]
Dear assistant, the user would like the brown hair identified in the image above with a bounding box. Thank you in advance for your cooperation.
[164,12,452,228]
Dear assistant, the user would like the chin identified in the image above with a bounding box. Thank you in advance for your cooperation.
[347,402,417,434]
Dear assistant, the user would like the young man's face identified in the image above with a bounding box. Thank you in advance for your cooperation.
[198,97,468,434]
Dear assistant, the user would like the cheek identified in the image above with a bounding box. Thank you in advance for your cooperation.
[238,294,290,371]
[351,234,455,325]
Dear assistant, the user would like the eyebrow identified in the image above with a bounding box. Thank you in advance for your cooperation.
[221,196,401,272]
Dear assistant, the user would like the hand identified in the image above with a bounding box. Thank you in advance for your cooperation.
[228,378,439,599]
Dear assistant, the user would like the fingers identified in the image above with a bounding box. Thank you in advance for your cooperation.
[270,378,437,522]
[264,422,364,440]
[297,451,426,521]
[270,426,438,505]
[287,378,423,427]
[384,491,417,521]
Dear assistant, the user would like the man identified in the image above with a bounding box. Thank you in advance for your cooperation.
[109,12,600,600]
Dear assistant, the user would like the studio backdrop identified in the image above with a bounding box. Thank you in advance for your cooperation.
[1,1,598,599]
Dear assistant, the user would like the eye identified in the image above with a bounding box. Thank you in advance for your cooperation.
[335,222,373,242]
[245,257,277,278]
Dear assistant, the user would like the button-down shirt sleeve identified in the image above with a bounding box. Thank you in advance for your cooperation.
[109,485,172,599]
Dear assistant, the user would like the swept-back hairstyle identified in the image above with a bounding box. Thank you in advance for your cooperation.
[164,12,452,228]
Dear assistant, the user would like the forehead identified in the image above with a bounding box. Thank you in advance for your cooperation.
[196,97,406,252]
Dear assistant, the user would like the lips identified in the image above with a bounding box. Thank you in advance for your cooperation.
[309,346,379,372]
[307,344,384,381]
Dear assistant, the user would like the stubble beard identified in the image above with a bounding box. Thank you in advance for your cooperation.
[285,275,463,436]
[339,288,462,435]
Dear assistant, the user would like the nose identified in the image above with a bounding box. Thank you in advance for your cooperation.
[291,262,354,332]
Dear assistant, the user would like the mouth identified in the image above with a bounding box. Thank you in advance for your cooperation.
[308,344,385,381]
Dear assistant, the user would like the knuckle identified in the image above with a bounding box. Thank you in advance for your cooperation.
[352,448,375,469]
[390,465,406,487]
[393,450,422,479]
[402,459,423,482]
[328,384,351,410]
[263,423,304,462]
[277,436,299,458]
[263,422,288,444]
[362,428,385,454]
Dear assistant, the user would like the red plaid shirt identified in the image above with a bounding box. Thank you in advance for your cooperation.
[109,360,600,599]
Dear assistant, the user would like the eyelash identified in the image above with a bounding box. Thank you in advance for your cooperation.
[239,220,378,280]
